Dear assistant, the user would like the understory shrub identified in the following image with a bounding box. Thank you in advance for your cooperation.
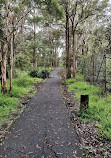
[15,53,31,70]
[29,69,38,78]
[29,68,50,79]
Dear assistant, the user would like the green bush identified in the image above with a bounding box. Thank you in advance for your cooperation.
[40,69,50,79]
[8,75,42,98]
[29,68,50,79]
[12,69,23,78]
[0,93,18,107]
[29,69,39,78]
[15,54,31,71]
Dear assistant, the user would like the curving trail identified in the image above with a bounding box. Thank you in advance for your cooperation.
[0,68,84,158]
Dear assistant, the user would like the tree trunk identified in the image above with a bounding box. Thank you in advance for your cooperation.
[10,18,14,91]
[33,21,36,69]
[82,36,85,75]
[66,11,71,79]
[75,34,78,70]
[0,40,2,86]
[55,47,58,67]
[56,51,58,67]
[20,18,24,34]
[51,51,53,67]
[2,43,8,93]
[93,55,95,83]
[105,54,106,92]
[53,48,56,67]
[33,8,36,69]
[0,40,2,61]
[72,30,76,78]
[80,95,89,111]
[1,1,9,93]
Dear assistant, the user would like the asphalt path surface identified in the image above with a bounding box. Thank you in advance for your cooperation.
[0,68,84,158]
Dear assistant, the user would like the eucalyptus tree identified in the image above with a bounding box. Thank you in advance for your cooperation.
[76,4,111,84]
[0,2,3,77]
[58,0,71,78]
[27,10,43,68]
[9,0,28,91]
[49,29,63,67]
[33,27,62,68]
[1,0,32,92]
[68,0,108,78]
[0,0,63,93]
[1,0,10,93]
[0,0,28,92]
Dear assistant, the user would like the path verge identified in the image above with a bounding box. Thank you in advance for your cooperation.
[60,69,111,158]
[0,80,43,146]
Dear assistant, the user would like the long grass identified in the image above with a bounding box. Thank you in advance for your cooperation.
[65,74,111,139]
[0,72,43,126]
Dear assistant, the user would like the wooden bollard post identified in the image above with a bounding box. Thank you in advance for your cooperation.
[80,95,89,111]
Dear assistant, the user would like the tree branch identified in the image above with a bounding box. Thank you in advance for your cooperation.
[8,6,36,38]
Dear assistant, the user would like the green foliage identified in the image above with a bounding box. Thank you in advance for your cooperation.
[63,78,76,85]
[29,68,50,79]
[68,82,101,96]
[13,7,21,14]
[39,69,50,79]
[28,16,43,24]
[0,0,6,4]
[0,93,18,107]
[29,69,39,78]
[42,0,64,19]
[15,54,31,71]
[0,92,18,125]
[65,74,111,139]
[0,71,43,125]
[63,73,84,85]
[8,76,42,98]
[12,69,23,78]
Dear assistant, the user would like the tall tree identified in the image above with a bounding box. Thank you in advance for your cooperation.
[69,0,108,78]
[65,4,71,78]
[59,0,71,78]
[1,0,9,93]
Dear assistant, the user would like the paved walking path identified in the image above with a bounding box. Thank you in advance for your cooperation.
[0,68,84,158]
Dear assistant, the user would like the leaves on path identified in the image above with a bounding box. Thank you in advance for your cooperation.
[36,144,41,149]
[61,78,111,158]
[60,144,64,146]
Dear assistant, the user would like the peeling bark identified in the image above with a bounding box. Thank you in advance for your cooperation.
[10,17,14,91]
[1,1,9,93]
